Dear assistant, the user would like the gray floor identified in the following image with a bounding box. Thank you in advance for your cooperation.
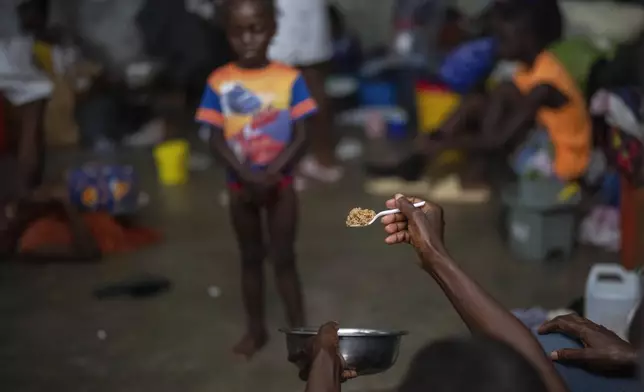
[0,148,615,392]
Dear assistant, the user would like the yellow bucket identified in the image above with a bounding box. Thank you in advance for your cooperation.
[153,139,190,186]
[416,83,460,134]
[416,82,464,166]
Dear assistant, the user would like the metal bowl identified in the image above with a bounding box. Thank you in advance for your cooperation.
[280,328,408,376]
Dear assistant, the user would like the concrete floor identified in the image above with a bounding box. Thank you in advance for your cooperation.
[0,147,616,392]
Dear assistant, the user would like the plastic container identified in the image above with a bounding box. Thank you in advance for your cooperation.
[585,264,641,339]
[154,139,190,186]
[503,182,579,261]
[387,112,408,141]
[358,81,397,107]
[517,178,582,209]
[415,81,460,133]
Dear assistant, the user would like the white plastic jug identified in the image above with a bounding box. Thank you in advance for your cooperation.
[585,264,641,339]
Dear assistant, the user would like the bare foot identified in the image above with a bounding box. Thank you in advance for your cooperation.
[232,331,269,359]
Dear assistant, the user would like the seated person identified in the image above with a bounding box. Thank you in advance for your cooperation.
[427,0,589,189]
[292,196,640,392]
[399,337,549,392]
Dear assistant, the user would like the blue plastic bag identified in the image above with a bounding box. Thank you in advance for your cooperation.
[68,164,140,215]
[439,37,497,94]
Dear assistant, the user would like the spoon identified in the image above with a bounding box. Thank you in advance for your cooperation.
[350,201,426,227]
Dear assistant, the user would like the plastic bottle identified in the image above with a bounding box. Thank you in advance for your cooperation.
[585,264,641,339]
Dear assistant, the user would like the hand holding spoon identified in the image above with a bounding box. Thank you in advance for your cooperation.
[347,201,426,227]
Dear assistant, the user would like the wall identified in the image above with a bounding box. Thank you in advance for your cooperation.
[51,0,144,75]
[0,0,493,70]
[332,0,491,48]
[0,0,143,76]
[0,2,20,38]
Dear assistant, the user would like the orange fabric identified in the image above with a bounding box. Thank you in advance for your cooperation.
[19,212,161,255]
[512,51,591,180]
[195,108,225,128]
[290,98,316,120]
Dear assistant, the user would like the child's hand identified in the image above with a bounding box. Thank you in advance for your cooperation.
[241,171,282,204]
[242,170,281,189]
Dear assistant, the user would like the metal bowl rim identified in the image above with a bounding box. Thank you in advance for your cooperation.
[279,327,408,337]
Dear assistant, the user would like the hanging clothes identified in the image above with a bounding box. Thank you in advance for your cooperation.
[590,87,644,185]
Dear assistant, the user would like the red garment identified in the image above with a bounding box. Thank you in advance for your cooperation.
[19,212,161,255]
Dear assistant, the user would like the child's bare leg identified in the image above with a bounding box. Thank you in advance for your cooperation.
[460,153,491,189]
[439,93,486,136]
[300,63,336,168]
[229,191,268,358]
[459,83,523,189]
[267,185,305,327]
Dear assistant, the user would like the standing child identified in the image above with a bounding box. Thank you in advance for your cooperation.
[195,0,316,358]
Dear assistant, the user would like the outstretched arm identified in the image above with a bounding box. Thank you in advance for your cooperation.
[422,252,567,392]
[382,195,569,392]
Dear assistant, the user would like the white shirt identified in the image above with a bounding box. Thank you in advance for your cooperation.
[268,0,333,66]
[0,36,53,106]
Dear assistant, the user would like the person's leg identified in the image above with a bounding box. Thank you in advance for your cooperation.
[229,190,268,357]
[436,93,487,136]
[299,62,343,182]
[300,63,332,166]
[436,82,522,189]
[17,99,46,190]
[267,184,305,327]
[158,90,186,141]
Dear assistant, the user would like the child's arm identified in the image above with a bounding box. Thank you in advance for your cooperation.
[480,82,522,140]
[388,196,569,392]
[196,83,256,183]
[446,83,568,152]
[266,74,317,176]
[486,83,567,148]
[266,120,308,176]
[208,125,256,182]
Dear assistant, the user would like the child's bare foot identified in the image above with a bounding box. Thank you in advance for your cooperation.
[232,331,269,359]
